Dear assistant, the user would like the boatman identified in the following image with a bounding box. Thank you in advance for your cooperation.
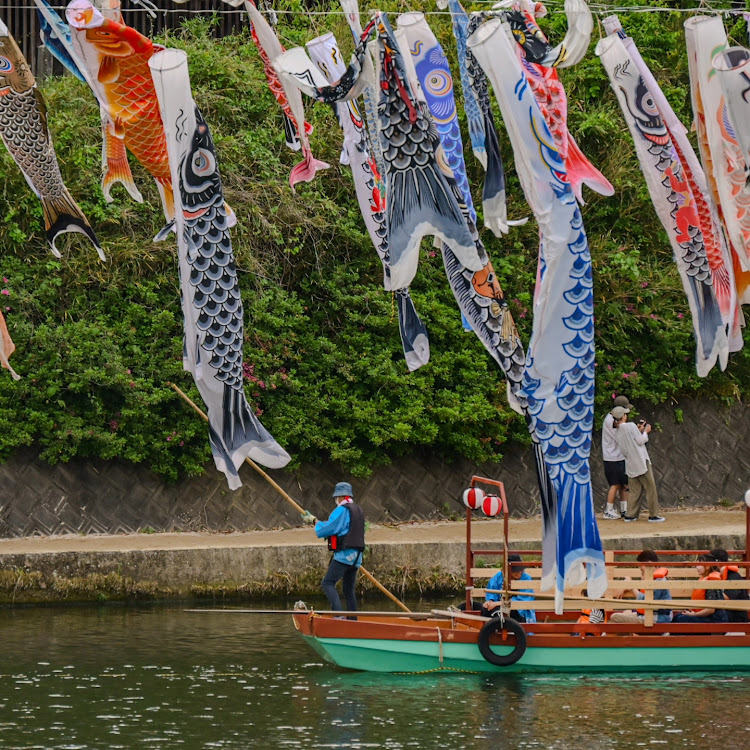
[304,482,366,613]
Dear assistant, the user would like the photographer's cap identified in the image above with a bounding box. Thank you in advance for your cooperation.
[611,406,628,420]
[613,395,633,411]
[332,482,353,498]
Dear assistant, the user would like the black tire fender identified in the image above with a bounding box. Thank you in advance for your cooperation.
[477,617,527,666]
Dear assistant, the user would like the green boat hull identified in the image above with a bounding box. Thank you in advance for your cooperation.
[303,635,750,674]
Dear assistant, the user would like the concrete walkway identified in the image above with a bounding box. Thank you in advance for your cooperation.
[0,508,746,554]
[0,509,746,603]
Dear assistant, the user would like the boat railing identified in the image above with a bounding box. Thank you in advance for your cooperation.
[469,560,750,627]
[463,475,750,626]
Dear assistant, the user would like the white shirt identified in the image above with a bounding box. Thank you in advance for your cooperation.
[602,413,624,462]
[614,421,651,478]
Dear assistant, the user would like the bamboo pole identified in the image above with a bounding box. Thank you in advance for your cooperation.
[185,609,441,618]
[168,381,411,613]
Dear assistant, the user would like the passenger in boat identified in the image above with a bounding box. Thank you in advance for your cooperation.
[601,395,631,519]
[710,548,749,624]
[609,549,672,624]
[311,482,366,614]
[482,554,537,623]
[672,554,728,625]
[611,407,665,523]
[576,589,606,630]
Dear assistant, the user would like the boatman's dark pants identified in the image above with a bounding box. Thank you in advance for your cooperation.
[322,559,358,612]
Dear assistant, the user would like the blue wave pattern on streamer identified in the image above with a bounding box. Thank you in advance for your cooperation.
[517,84,601,598]
[446,0,485,162]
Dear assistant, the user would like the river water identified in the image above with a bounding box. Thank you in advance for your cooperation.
[1,602,749,749]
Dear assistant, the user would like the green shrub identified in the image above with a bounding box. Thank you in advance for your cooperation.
[0,4,748,482]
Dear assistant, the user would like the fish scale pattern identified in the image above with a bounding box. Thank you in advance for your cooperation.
[600,35,726,374]
[181,121,243,388]
[106,54,171,188]
[409,31,476,223]
[0,88,66,201]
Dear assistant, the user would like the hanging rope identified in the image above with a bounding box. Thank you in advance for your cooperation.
[3,3,750,16]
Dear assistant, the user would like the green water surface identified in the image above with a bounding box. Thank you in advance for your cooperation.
[1,604,749,749]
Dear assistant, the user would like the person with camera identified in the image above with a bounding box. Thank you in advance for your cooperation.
[611,406,664,523]
[601,394,632,519]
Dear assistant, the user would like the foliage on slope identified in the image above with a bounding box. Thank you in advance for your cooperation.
[0,3,748,480]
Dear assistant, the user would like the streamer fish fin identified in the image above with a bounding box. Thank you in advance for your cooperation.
[0,311,20,381]
[101,114,143,202]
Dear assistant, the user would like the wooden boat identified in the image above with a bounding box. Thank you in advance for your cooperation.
[293,476,750,673]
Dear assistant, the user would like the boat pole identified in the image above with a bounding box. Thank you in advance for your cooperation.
[168,382,412,613]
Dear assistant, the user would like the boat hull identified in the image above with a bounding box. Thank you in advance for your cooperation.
[294,614,750,674]
[303,634,750,673]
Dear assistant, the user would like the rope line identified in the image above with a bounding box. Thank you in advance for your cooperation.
[2,3,749,15]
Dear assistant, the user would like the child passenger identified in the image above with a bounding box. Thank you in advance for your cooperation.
[672,553,728,625]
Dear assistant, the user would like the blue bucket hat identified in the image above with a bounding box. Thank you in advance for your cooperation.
[332,481,353,498]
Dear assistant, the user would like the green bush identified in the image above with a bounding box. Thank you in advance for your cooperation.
[0,3,748,481]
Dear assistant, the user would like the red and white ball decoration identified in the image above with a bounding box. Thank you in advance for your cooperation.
[482,494,502,517]
[462,487,485,510]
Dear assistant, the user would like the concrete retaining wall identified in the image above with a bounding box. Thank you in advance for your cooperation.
[0,530,745,604]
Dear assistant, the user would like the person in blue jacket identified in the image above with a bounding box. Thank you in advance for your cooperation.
[305,482,366,613]
[481,554,537,623]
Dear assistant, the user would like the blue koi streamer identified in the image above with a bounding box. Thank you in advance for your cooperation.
[469,17,605,610]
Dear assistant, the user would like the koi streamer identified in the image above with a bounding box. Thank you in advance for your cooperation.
[598,29,729,377]
[35,0,145,205]
[67,0,175,239]
[469,16,606,610]
[685,15,750,308]
[0,17,103,259]
[606,17,740,353]
[0,310,20,381]
[149,47,291,489]
[306,30,429,372]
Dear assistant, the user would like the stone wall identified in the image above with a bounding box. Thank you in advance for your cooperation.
[1,398,749,537]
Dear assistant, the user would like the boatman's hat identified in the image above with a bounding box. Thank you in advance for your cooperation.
[332,482,353,498]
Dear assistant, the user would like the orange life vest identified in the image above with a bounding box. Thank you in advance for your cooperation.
[721,565,741,580]
[692,570,721,601]
[636,567,669,615]
[577,608,607,624]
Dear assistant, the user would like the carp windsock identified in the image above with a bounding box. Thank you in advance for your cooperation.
[685,15,750,310]
[280,13,482,291]
[514,3,614,205]
[597,29,729,377]
[305,31,430,372]
[395,11,526,397]
[67,0,174,239]
[0,18,103,259]
[469,17,606,612]
[149,48,291,489]
[35,0,144,205]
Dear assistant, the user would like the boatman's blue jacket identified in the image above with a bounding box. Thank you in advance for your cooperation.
[315,504,363,568]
